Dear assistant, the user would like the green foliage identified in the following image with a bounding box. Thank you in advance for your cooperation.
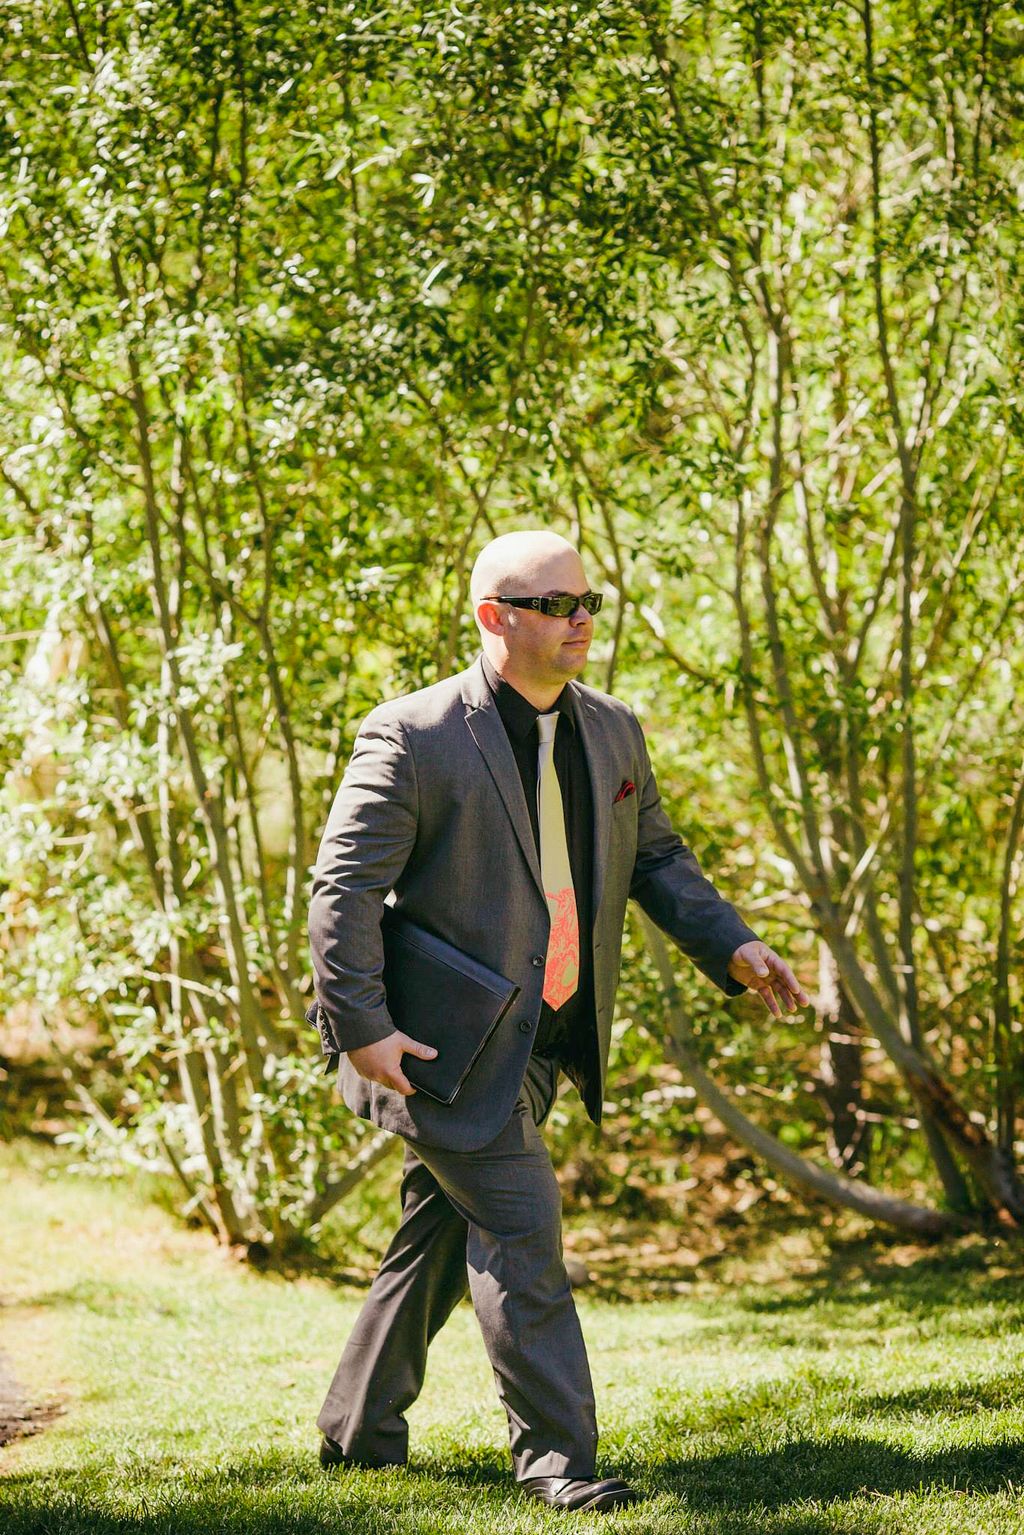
[2,0,1024,1240]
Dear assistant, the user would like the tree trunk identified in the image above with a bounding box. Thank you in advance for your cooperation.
[817,941,871,1178]
[640,915,967,1237]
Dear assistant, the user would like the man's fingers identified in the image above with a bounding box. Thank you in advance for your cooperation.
[400,1035,438,1062]
[733,943,810,1007]
[379,1034,438,1093]
[762,950,810,1009]
[385,1067,417,1096]
[737,943,810,1012]
[754,975,796,1016]
[760,986,782,1017]
[347,1032,437,1093]
[770,956,808,1003]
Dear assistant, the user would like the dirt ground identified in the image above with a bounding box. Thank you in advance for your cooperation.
[0,1354,59,1449]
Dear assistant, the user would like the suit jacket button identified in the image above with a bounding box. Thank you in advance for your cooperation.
[531,954,544,967]
[518,1019,533,1033]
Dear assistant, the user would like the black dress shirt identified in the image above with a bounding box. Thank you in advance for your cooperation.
[480,653,596,1067]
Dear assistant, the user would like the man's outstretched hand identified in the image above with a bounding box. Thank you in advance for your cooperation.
[728,941,810,1016]
[347,1031,437,1096]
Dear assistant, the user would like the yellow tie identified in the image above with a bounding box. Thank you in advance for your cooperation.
[536,712,579,1009]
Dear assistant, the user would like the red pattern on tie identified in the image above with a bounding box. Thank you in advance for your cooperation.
[543,886,580,1009]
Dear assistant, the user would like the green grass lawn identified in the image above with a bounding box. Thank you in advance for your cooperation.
[2,1139,1024,1533]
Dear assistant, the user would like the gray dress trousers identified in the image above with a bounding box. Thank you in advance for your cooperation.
[316,1054,599,1480]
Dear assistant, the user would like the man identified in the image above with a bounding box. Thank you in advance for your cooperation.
[308,530,808,1513]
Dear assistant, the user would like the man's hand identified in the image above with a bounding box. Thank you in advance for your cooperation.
[728,941,810,1017]
[347,1032,438,1097]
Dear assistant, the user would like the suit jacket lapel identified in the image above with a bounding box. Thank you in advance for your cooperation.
[567,681,616,919]
[461,656,621,920]
[462,658,545,900]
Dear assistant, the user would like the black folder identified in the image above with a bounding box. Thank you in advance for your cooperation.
[306,907,521,1104]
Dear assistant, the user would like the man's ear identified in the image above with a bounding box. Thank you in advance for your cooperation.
[475,599,505,637]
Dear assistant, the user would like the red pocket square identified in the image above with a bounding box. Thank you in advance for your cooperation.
[613,780,636,803]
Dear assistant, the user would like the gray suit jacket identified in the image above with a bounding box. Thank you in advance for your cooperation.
[308,654,758,1151]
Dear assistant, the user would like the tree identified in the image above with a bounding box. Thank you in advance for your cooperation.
[2,0,1023,1249]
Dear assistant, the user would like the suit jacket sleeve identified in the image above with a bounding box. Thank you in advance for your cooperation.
[308,711,418,1054]
[628,716,759,995]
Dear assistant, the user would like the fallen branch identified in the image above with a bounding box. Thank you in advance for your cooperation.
[639,914,967,1237]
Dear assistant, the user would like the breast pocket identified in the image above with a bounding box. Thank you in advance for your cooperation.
[609,792,639,855]
[611,792,638,823]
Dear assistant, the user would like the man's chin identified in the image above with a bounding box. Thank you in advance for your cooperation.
[559,645,590,673]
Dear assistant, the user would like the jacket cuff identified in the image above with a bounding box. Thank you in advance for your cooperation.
[309,997,397,1056]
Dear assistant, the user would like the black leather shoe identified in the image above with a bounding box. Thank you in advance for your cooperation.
[319,1435,404,1472]
[521,1476,639,1511]
[319,1435,351,1471]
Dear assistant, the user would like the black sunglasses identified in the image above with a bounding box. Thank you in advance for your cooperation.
[485,591,603,617]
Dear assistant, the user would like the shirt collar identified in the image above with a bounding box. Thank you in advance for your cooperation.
[480,653,577,742]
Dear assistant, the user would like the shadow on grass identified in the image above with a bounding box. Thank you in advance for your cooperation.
[853,1373,1024,1418]
[732,1238,1024,1322]
[2,1434,1023,1533]
[654,1434,1024,1510]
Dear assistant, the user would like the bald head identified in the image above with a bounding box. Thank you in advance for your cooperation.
[469,531,582,607]
[469,530,595,704]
